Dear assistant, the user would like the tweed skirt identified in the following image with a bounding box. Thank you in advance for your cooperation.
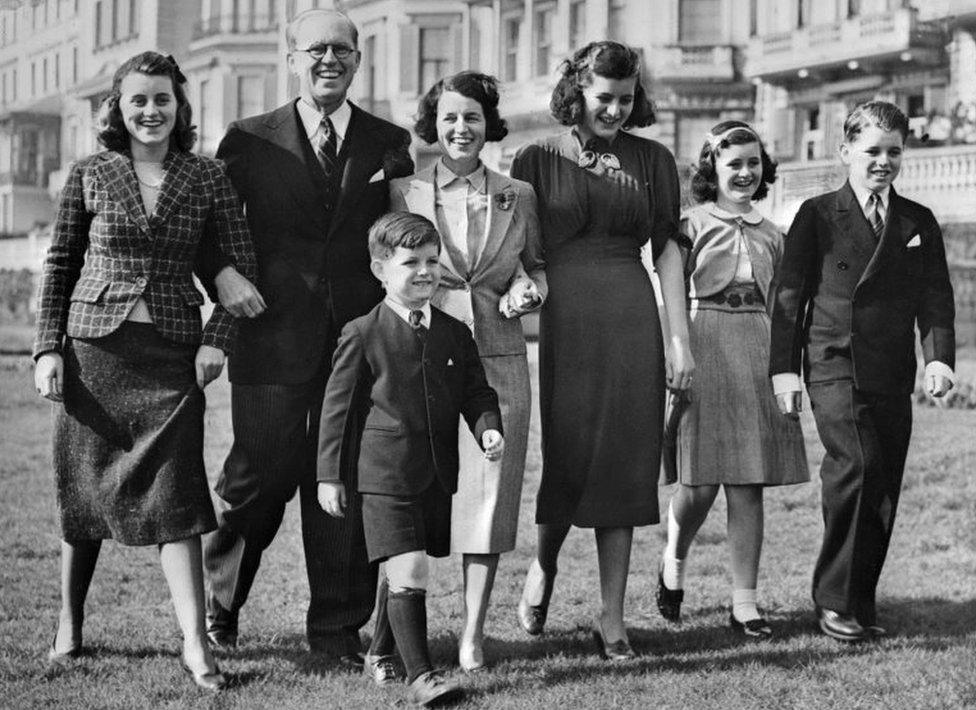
[451,353,530,554]
[676,305,809,486]
[54,322,217,545]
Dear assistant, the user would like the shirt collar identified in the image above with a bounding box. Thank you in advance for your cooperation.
[384,297,431,327]
[706,202,764,225]
[435,159,486,190]
[849,182,890,214]
[297,98,352,142]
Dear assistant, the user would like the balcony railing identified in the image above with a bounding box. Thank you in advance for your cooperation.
[654,45,737,82]
[193,14,277,40]
[747,8,944,80]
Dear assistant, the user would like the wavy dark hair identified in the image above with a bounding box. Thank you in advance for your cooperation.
[368,212,442,260]
[96,51,196,153]
[843,100,909,142]
[691,120,777,203]
[550,41,655,129]
[414,71,508,145]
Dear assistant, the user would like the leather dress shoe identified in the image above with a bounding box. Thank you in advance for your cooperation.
[517,563,556,636]
[655,564,683,623]
[591,620,636,662]
[206,598,238,649]
[729,612,773,638]
[364,653,402,686]
[864,623,887,638]
[817,607,865,642]
[181,657,227,693]
[407,669,463,707]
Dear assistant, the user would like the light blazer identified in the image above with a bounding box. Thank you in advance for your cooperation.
[33,150,256,358]
[317,303,502,497]
[203,100,414,384]
[769,181,955,394]
[390,165,546,357]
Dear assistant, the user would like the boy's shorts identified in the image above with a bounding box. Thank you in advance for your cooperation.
[361,483,452,562]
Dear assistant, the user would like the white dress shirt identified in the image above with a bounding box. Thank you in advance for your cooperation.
[384,297,431,328]
[297,98,352,153]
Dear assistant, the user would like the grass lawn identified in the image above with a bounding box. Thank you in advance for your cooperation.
[1,347,975,709]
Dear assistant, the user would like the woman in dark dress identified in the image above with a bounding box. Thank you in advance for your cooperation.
[32,52,256,691]
[512,41,694,659]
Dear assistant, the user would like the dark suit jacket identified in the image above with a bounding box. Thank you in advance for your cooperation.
[33,150,256,358]
[317,303,502,497]
[205,100,413,384]
[769,181,955,394]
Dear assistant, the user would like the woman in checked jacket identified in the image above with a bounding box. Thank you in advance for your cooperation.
[32,52,257,692]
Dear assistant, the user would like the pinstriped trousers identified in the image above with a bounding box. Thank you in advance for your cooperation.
[203,372,375,653]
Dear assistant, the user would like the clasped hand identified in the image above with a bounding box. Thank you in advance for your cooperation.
[499,280,541,319]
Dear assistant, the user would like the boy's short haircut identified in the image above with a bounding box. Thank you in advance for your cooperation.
[368,212,442,259]
[843,101,910,143]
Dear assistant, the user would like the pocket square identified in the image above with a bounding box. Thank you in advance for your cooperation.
[368,169,385,184]
[447,358,454,366]
[906,234,921,248]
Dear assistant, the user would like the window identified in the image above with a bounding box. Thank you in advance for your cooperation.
[502,15,520,82]
[11,67,15,101]
[676,115,716,162]
[237,75,264,119]
[199,79,210,149]
[54,53,60,88]
[72,47,78,84]
[679,0,720,43]
[129,0,139,36]
[569,0,586,50]
[1,73,5,105]
[534,5,555,76]
[94,1,102,47]
[42,57,48,93]
[419,26,450,93]
[30,61,35,96]
[363,34,377,112]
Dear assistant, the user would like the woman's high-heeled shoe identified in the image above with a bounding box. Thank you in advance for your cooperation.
[181,656,227,693]
[591,619,635,662]
[517,562,556,636]
[458,640,485,673]
[47,625,82,663]
[729,611,773,638]
[656,562,684,623]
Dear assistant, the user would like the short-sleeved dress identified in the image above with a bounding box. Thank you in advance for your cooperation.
[511,130,680,528]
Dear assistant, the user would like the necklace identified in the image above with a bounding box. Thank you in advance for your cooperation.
[133,161,165,189]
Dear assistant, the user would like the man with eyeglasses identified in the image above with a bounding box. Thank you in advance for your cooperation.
[197,8,414,665]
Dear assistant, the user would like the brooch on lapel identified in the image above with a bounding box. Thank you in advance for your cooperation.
[494,191,515,211]
[578,151,621,171]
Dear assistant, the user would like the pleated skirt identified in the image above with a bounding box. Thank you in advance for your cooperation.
[451,353,530,554]
[54,322,217,545]
[676,307,809,486]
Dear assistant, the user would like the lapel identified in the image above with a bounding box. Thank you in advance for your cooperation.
[832,182,877,268]
[855,186,916,290]
[474,169,516,280]
[98,151,152,236]
[330,104,387,239]
[264,102,330,235]
[150,151,198,231]
[403,165,467,286]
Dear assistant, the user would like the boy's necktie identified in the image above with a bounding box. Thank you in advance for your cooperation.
[868,192,885,239]
[313,117,338,179]
[409,310,427,343]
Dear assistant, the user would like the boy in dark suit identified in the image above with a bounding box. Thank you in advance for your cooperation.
[769,101,955,642]
[317,212,503,707]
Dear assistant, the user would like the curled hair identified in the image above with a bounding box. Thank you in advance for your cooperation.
[550,41,655,129]
[691,120,777,203]
[369,212,442,260]
[843,100,909,143]
[96,51,195,153]
[414,71,508,145]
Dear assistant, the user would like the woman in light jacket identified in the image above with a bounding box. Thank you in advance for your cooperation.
[387,71,546,672]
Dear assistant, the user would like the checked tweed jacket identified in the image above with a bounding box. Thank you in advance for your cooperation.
[33,150,257,358]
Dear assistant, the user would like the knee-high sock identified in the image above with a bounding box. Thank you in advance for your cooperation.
[368,577,396,657]
[387,588,431,683]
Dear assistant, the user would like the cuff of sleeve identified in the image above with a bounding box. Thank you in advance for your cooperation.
[924,360,955,385]
[771,373,802,396]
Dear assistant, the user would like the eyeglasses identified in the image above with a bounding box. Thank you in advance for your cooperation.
[294,43,357,61]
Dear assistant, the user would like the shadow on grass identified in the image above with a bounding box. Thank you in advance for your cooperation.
[467,596,976,695]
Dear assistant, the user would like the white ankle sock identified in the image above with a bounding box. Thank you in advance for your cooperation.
[732,588,760,622]
[662,554,685,590]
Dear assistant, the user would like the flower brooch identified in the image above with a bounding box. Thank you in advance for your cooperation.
[494,190,515,211]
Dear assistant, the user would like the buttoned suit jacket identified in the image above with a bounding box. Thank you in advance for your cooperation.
[769,181,955,395]
[317,303,502,496]
[389,165,547,357]
[33,150,256,358]
[208,100,413,384]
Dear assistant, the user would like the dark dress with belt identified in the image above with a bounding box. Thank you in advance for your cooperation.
[511,129,680,527]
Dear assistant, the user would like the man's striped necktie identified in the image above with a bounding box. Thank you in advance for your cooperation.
[314,116,338,179]
[868,192,885,239]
